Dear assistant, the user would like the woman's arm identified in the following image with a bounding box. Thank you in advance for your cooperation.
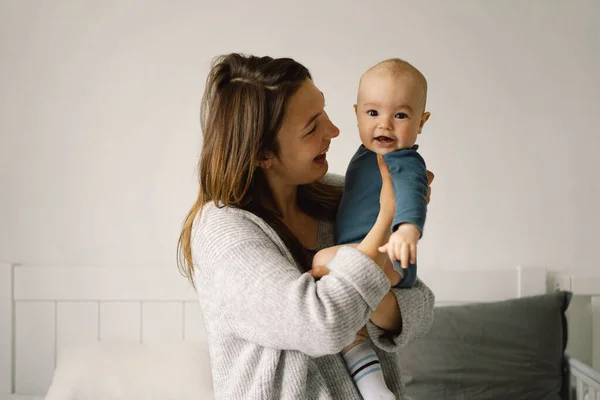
[369,290,402,332]
[356,212,393,267]
[195,206,392,358]
[366,279,435,352]
[367,159,436,346]
[311,156,396,279]
[356,155,396,265]
[313,156,430,337]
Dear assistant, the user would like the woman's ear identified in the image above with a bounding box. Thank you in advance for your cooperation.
[256,150,274,169]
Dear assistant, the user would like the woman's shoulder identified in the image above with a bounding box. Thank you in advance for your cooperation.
[318,172,345,187]
[194,202,267,236]
[192,203,289,254]
[191,203,294,276]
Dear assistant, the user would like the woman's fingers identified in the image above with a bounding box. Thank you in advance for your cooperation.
[309,265,330,279]
[377,155,396,218]
[426,169,435,184]
[426,170,434,204]
[377,155,392,184]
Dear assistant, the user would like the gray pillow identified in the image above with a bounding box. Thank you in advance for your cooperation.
[399,292,571,400]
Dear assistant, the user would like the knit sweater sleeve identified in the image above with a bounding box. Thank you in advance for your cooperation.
[365,278,435,352]
[193,206,391,357]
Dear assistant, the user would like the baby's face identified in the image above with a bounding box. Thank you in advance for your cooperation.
[355,73,428,155]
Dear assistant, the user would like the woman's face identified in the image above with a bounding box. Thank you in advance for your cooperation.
[267,79,340,186]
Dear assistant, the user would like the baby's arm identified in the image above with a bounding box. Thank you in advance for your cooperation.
[379,223,420,270]
[383,148,428,233]
[380,148,429,277]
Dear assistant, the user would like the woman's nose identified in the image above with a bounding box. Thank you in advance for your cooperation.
[324,117,340,139]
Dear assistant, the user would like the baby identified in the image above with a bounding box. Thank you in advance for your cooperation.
[312,58,430,400]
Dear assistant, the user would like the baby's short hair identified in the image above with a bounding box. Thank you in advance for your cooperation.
[361,58,428,110]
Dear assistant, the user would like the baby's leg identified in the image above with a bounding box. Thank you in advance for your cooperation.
[313,244,395,397]
[341,326,368,354]
[342,339,395,400]
[322,259,393,399]
[312,244,368,352]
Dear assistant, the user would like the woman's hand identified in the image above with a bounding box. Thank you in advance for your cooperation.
[426,170,434,204]
[377,155,395,221]
[309,265,330,280]
[380,158,434,211]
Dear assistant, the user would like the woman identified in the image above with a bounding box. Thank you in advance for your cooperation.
[178,53,435,399]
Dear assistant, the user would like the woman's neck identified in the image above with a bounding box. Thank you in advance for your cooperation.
[260,171,319,249]
[264,176,300,220]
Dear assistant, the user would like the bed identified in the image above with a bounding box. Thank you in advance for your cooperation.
[1,262,599,399]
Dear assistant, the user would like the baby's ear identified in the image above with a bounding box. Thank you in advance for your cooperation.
[353,104,358,116]
[418,112,431,134]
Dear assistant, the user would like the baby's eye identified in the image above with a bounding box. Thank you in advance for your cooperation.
[367,110,378,117]
[395,113,408,119]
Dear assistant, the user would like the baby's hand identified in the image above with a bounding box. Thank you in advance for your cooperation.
[378,224,421,270]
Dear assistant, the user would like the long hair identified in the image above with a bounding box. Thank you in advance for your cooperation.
[177,54,343,287]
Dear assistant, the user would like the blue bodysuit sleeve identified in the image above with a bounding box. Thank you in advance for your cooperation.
[383,148,428,235]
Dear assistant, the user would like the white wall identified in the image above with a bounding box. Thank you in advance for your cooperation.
[1,0,598,274]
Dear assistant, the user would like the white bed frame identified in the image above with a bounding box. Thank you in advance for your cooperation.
[1,262,599,398]
[556,273,600,400]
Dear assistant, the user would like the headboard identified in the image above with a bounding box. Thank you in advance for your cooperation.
[0,262,202,395]
[0,262,596,396]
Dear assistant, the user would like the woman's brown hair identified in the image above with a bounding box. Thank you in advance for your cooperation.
[178,54,343,286]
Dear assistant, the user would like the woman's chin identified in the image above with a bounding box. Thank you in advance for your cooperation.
[310,161,329,181]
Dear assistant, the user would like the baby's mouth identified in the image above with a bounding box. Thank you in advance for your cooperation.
[374,136,394,143]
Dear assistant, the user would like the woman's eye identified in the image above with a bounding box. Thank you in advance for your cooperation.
[367,110,378,117]
[395,113,408,119]
[306,125,317,135]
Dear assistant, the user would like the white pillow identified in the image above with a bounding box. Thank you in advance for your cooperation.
[45,341,214,400]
